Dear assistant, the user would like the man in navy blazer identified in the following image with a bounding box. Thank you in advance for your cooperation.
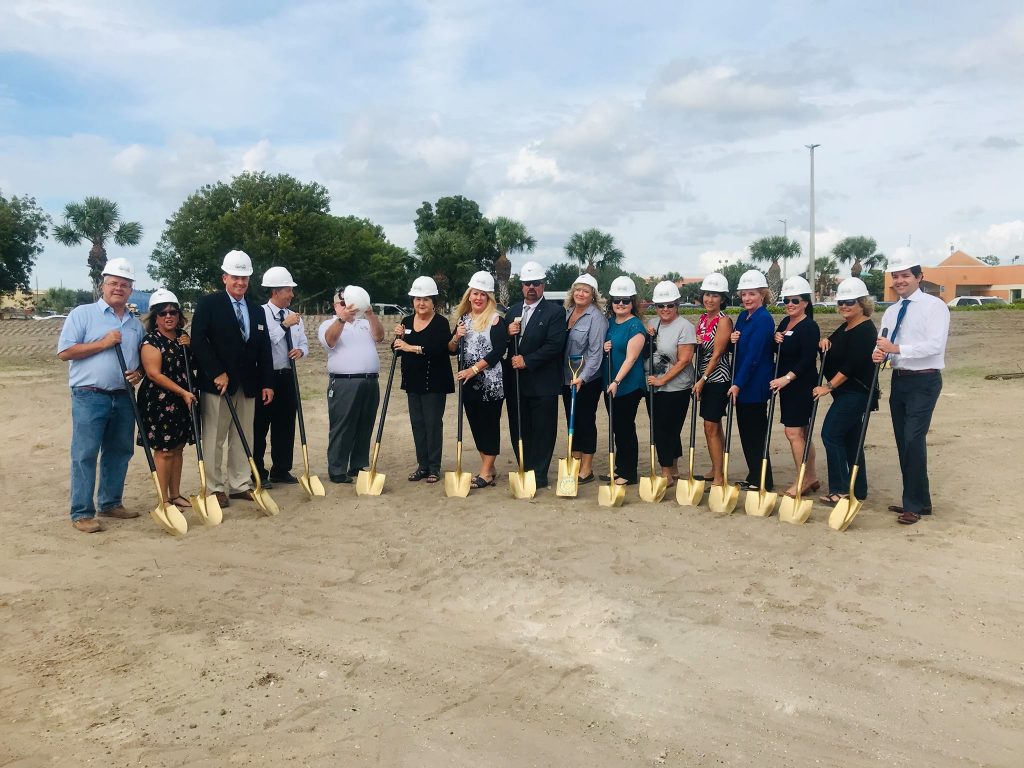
[505,261,568,489]
[190,250,275,507]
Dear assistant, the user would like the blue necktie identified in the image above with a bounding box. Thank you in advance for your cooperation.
[890,299,911,343]
[235,301,247,340]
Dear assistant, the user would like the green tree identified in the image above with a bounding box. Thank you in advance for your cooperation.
[414,229,476,310]
[832,236,885,277]
[564,229,624,275]
[543,261,579,291]
[860,269,886,300]
[749,235,801,299]
[980,254,1000,266]
[493,216,536,306]
[802,256,839,298]
[0,191,50,295]
[36,287,93,313]
[52,197,142,291]
[719,260,756,298]
[414,196,496,273]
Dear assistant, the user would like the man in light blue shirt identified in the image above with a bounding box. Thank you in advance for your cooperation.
[57,258,146,533]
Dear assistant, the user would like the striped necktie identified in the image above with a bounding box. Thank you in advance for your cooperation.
[234,301,247,340]
[890,299,910,343]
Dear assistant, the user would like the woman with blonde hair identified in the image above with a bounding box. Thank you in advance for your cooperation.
[562,274,608,483]
[448,271,508,488]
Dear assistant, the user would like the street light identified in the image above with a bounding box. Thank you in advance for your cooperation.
[778,218,788,279]
[806,144,820,293]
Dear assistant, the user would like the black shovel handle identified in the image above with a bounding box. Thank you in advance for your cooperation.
[283,327,309,446]
[604,349,615,453]
[688,358,699,450]
[800,348,829,464]
[513,333,526,463]
[722,339,739,454]
[180,343,205,463]
[456,336,464,443]
[849,328,888,465]
[223,390,256,460]
[646,329,657,444]
[760,342,784,458]
[373,350,399,445]
[114,344,157,474]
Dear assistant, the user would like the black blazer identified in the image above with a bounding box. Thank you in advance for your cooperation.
[190,291,274,397]
[503,297,568,397]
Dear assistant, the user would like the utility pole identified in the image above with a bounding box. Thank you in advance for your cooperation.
[778,218,788,279]
[805,144,820,293]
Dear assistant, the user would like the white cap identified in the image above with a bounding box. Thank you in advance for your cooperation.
[609,275,637,297]
[887,246,920,272]
[700,273,729,293]
[261,266,296,288]
[221,249,253,276]
[468,271,495,292]
[780,275,813,298]
[737,269,768,290]
[101,258,135,281]
[652,280,681,303]
[836,277,869,300]
[343,285,371,318]
[409,275,439,297]
[571,274,599,292]
[148,288,179,307]
[519,261,546,281]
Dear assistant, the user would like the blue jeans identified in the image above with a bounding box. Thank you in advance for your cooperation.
[820,390,869,499]
[70,388,136,520]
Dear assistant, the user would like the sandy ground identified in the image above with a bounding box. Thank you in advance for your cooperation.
[0,310,1022,767]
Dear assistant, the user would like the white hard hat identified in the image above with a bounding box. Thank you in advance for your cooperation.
[887,246,920,272]
[652,280,681,303]
[835,277,869,301]
[700,273,729,293]
[572,274,599,292]
[609,275,637,297]
[780,275,813,298]
[261,266,296,288]
[148,288,179,308]
[101,257,135,281]
[737,269,768,290]
[468,271,495,292]
[221,249,253,276]
[519,261,546,281]
[343,285,371,318]
[409,275,439,297]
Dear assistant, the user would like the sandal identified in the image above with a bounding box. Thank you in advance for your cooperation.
[169,495,192,508]
[471,475,496,489]
[408,468,430,481]
[577,473,595,485]
[425,474,440,484]
[819,493,846,505]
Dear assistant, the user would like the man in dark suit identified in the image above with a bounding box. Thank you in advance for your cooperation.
[505,261,568,489]
[190,249,275,508]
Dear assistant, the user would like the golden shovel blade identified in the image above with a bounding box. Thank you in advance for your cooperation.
[639,473,668,503]
[444,443,472,497]
[555,456,580,497]
[508,440,536,499]
[148,471,187,535]
[744,488,778,517]
[708,482,740,514]
[597,452,625,507]
[828,497,862,531]
[191,461,222,525]
[245,458,280,515]
[778,494,814,525]
[356,444,385,496]
[299,445,326,498]
[675,476,705,506]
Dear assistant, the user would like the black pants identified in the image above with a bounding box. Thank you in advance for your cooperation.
[561,378,603,455]
[647,389,690,468]
[464,397,503,456]
[890,371,942,513]
[603,389,643,483]
[254,368,296,477]
[735,401,773,490]
[408,392,446,475]
[507,392,559,488]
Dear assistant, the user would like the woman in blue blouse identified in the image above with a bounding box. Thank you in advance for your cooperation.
[728,269,776,492]
[601,275,647,485]
[563,274,608,484]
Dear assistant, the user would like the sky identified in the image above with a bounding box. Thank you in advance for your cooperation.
[2,0,1023,290]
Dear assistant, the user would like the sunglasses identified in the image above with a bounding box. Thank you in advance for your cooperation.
[655,302,676,309]
[157,309,179,317]
[782,297,804,305]
[611,297,633,305]
[522,280,543,287]
[837,299,858,307]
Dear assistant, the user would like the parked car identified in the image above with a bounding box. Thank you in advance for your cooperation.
[372,303,411,317]
[946,296,1007,307]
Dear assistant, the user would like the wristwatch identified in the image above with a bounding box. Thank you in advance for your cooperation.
[701,374,708,382]
[825,381,834,390]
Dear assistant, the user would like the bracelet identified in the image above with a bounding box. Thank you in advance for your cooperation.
[471,364,481,375]
[786,373,794,382]
[701,374,708,382]
[825,381,834,390]
[613,379,622,385]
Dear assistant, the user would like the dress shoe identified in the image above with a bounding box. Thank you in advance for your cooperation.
[215,492,230,508]
[229,491,253,501]
[72,518,103,533]
[330,474,352,484]
[99,505,140,519]
[888,504,932,515]
[269,472,300,484]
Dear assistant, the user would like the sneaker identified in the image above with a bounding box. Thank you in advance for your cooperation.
[269,472,299,484]
[72,518,103,533]
[99,505,140,519]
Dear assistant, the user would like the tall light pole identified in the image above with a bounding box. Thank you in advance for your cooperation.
[778,218,788,279]
[805,144,820,293]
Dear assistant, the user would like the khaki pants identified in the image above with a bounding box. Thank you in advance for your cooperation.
[201,390,255,494]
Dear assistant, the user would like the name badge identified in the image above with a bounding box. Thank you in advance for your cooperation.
[404,329,412,335]
[257,324,265,331]
[785,330,794,336]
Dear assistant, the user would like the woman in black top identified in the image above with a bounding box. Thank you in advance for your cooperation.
[768,278,821,496]
[394,277,454,483]
[812,278,878,504]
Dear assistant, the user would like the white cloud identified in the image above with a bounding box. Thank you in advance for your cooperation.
[241,139,272,172]
[697,249,749,273]
[506,145,562,185]
[943,220,1024,260]
[649,64,799,115]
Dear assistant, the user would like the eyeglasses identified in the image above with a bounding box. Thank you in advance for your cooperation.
[522,280,543,288]
[782,297,804,305]
[157,309,180,317]
[611,297,632,305]
[655,302,676,309]
[836,299,858,307]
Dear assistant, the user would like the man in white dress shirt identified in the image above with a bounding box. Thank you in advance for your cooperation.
[253,266,309,486]
[872,247,950,525]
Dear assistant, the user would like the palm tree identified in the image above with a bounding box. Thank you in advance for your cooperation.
[415,230,476,310]
[493,216,536,307]
[809,256,839,298]
[53,197,143,291]
[749,235,801,299]
[565,229,624,276]
[832,236,884,278]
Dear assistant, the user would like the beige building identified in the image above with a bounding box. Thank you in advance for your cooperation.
[884,250,1024,302]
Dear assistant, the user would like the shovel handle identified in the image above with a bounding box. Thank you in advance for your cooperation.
[373,350,399,445]
[283,328,310,447]
[114,344,158,475]
[800,349,829,465]
[722,341,739,454]
[222,391,256,459]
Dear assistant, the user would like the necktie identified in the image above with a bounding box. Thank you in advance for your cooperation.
[521,303,533,334]
[278,309,285,323]
[235,301,247,340]
[890,299,911,343]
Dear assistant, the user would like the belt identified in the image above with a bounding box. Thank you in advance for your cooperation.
[894,368,940,376]
[73,385,128,395]
[330,373,379,379]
